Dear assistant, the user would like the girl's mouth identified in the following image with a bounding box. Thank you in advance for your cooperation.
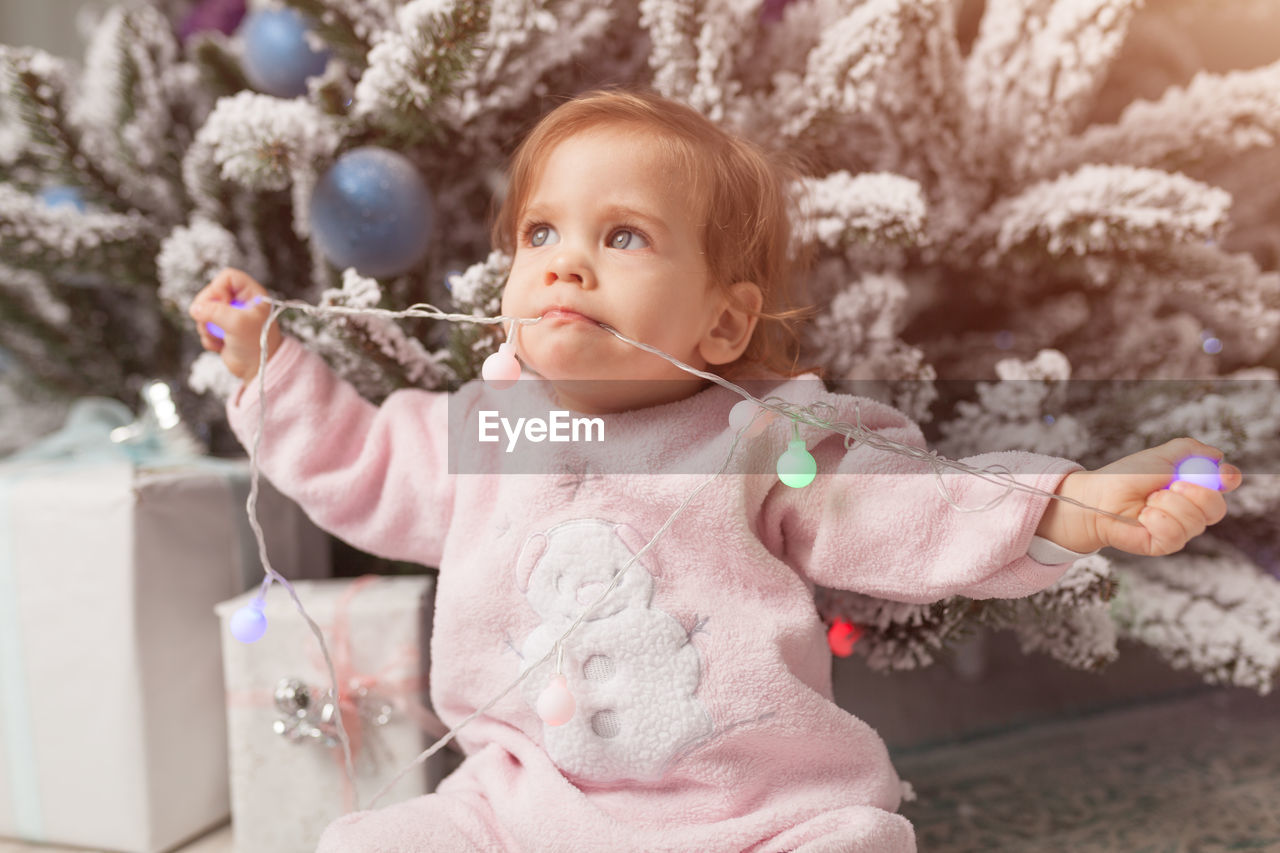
[540,307,597,324]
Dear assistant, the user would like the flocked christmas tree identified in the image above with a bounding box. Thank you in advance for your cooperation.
[2,0,1279,692]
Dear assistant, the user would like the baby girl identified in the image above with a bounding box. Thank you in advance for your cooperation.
[190,89,1240,852]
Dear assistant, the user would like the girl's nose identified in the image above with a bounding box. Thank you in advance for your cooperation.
[544,248,594,289]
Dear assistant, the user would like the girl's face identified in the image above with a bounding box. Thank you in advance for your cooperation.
[500,127,737,414]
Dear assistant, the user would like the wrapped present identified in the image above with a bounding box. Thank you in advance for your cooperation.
[217,575,455,853]
[0,392,330,853]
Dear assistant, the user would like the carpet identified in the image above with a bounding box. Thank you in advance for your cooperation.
[895,688,1280,852]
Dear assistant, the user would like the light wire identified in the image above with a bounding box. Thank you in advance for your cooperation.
[236,295,1137,812]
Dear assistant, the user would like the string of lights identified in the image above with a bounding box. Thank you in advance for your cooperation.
[221,295,1167,810]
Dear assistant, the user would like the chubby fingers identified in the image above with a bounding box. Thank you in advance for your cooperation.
[1217,461,1244,493]
[1140,485,1209,552]
[1153,476,1229,527]
[190,295,266,346]
[208,267,262,301]
[190,298,224,351]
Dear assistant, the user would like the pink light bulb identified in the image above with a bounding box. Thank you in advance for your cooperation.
[728,400,775,438]
[536,674,575,726]
[482,342,521,389]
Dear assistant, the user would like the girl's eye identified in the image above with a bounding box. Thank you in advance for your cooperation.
[608,228,649,250]
[528,225,559,247]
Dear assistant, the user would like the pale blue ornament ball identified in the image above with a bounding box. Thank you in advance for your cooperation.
[310,147,435,278]
[39,186,86,212]
[239,7,330,98]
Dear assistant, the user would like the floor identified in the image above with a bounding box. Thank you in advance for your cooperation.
[0,825,231,853]
[3,680,1277,852]
[898,687,1280,852]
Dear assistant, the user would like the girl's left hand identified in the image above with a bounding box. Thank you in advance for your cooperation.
[1082,437,1243,557]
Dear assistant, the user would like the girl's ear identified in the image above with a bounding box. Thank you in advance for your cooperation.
[699,281,762,366]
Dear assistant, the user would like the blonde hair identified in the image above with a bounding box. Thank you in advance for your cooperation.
[491,89,815,378]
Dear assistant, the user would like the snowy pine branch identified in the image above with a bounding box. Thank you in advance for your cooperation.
[1050,61,1280,177]
[0,91,28,168]
[965,165,1232,264]
[1137,244,1280,364]
[1111,543,1280,694]
[442,0,620,129]
[307,57,357,117]
[0,266,79,391]
[73,4,189,223]
[806,272,910,359]
[803,271,933,391]
[818,555,1119,673]
[639,0,772,123]
[183,91,340,237]
[321,268,445,386]
[442,248,510,380]
[353,0,488,142]
[156,218,247,313]
[937,350,1094,462]
[0,260,158,397]
[815,587,983,672]
[290,267,448,399]
[1011,555,1119,671]
[285,0,386,65]
[776,0,908,140]
[965,0,1142,182]
[0,47,128,210]
[775,0,969,183]
[794,171,928,252]
[187,351,241,401]
[445,248,510,314]
[1098,373,1280,474]
[685,0,766,123]
[0,183,157,285]
[640,0,701,104]
[189,32,252,99]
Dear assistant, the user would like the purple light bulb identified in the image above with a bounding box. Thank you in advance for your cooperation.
[230,596,268,643]
[1173,456,1222,491]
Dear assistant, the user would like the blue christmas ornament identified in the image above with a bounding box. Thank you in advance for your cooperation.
[239,7,330,98]
[310,147,435,278]
[39,186,86,212]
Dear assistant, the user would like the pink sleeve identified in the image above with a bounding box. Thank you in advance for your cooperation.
[758,399,1084,604]
[225,336,454,566]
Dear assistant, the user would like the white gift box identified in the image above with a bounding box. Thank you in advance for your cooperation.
[0,458,330,853]
[216,576,454,853]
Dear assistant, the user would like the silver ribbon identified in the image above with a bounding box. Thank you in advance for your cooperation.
[271,676,394,748]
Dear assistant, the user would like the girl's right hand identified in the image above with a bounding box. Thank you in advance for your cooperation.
[188,268,283,382]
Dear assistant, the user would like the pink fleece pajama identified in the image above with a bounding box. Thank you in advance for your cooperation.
[228,337,1085,852]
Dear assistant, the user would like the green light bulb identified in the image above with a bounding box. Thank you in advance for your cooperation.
[777,438,817,488]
